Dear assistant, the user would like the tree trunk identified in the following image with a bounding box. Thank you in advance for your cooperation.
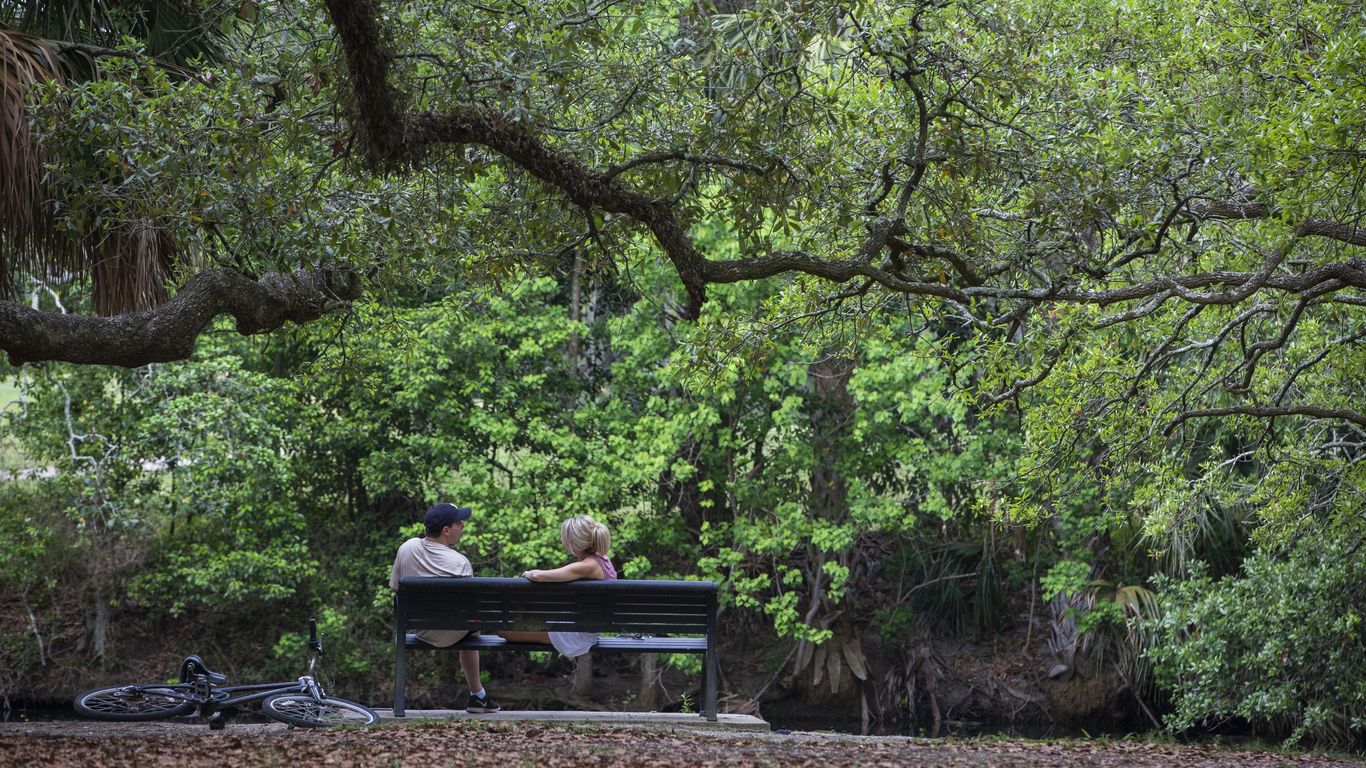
[567,250,584,381]
[572,654,594,699]
[791,354,856,692]
[93,599,109,660]
[808,354,854,520]
[638,653,660,710]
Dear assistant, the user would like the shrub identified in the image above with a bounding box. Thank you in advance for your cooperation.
[1149,539,1366,746]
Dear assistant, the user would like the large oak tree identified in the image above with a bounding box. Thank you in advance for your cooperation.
[3,0,1362,435]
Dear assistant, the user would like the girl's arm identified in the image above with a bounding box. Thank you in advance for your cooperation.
[522,558,604,582]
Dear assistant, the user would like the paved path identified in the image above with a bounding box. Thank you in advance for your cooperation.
[377,708,769,731]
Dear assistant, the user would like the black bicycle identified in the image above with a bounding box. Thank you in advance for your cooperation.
[74,620,379,728]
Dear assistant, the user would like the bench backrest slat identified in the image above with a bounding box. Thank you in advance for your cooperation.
[397,577,717,635]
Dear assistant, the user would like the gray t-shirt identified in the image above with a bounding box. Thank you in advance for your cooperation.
[390,537,473,647]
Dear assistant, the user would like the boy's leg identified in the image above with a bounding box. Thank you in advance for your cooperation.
[458,649,482,692]
[460,649,501,712]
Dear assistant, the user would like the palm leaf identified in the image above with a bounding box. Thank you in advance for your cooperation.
[1,1,231,314]
[0,27,76,299]
[89,225,175,315]
[0,0,231,314]
[1,0,225,67]
[2,26,179,313]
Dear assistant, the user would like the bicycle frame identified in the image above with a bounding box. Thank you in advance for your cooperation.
[192,678,323,711]
[160,624,330,720]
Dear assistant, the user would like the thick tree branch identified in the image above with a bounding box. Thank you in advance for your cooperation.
[323,0,407,169]
[1190,200,1366,247]
[889,237,983,285]
[0,267,361,367]
[402,108,712,314]
[1296,218,1366,246]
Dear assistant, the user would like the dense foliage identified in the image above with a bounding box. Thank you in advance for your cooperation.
[1151,542,1366,746]
[0,0,1361,747]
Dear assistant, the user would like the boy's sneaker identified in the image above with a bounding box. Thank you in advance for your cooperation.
[466,691,501,713]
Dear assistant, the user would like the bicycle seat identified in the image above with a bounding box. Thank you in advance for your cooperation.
[179,655,227,684]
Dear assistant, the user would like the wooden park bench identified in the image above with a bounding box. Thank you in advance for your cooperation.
[393,576,720,720]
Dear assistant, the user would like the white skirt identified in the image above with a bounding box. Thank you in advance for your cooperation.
[548,631,598,658]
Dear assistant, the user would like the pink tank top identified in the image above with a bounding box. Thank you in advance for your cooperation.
[590,554,617,580]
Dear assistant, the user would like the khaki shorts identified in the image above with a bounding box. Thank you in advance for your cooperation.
[414,628,470,647]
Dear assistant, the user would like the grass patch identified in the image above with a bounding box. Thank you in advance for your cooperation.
[0,377,30,471]
[0,377,20,407]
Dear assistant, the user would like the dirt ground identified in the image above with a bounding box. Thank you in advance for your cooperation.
[1,719,1363,768]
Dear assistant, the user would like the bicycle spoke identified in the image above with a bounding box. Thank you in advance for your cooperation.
[278,699,345,725]
[74,685,196,721]
[95,690,174,714]
[261,694,378,727]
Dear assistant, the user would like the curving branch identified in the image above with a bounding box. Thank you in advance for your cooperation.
[1230,288,1337,393]
[1165,405,1366,434]
[0,267,361,367]
[401,107,713,315]
[1190,200,1366,247]
[323,0,1366,315]
[984,332,1075,407]
[601,151,773,182]
[316,0,1366,431]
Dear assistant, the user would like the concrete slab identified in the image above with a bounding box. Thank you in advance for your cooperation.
[376,709,769,732]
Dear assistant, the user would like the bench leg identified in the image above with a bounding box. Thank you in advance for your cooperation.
[394,637,407,717]
[703,648,718,722]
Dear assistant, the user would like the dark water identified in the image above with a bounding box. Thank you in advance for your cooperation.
[2,700,276,724]
[3,701,77,722]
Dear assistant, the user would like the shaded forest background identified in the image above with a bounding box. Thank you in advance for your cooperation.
[1,0,1363,749]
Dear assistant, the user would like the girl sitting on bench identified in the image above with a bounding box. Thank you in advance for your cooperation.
[499,515,617,657]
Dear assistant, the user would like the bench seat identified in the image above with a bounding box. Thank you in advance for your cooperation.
[394,576,719,720]
[405,632,711,654]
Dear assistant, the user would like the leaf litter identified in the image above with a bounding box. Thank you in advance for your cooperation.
[0,720,1361,767]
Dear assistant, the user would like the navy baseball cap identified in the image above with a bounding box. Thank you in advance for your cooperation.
[424,503,472,532]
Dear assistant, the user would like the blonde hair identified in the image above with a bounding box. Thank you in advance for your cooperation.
[561,515,610,556]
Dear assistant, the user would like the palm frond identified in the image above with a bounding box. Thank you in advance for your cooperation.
[88,225,175,314]
[0,0,224,67]
[0,26,77,298]
[3,26,178,313]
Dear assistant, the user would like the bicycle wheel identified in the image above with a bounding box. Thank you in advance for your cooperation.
[74,684,197,721]
[261,693,379,727]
